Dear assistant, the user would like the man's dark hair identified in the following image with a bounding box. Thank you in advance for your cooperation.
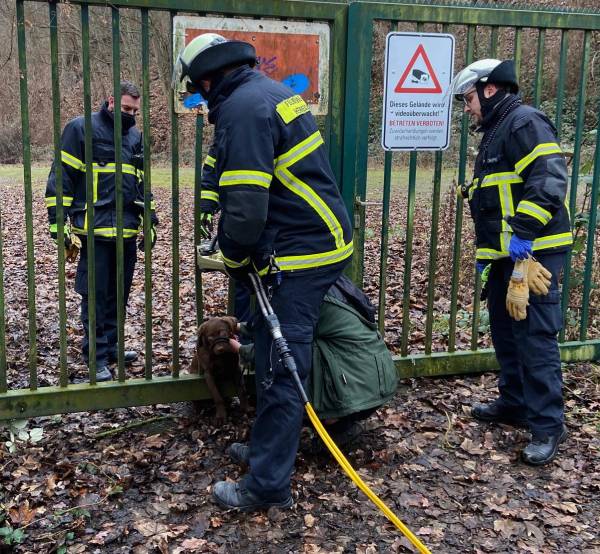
[120,80,140,99]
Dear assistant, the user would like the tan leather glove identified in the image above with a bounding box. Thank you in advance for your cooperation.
[528,257,552,296]
[506,258,529,321]
[65,233,81,263]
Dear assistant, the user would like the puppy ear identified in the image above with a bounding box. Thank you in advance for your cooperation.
[198,321,209,348]
[222,316,238,335]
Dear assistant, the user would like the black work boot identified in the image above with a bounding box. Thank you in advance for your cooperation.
[226,443,250,466]
[471,399,528,428]
[212,480,293,512]
[108,350,138,366]
[95,366,113,382]
[521,426,568,466]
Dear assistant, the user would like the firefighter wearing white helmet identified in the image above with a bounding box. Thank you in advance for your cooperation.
[452,59,571,465]
[173,33,257,100]
[174,34,353,510]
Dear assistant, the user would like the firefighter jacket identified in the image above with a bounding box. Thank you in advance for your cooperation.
[205,66,353,274]
[45,102,157,240]
[465,94,572,262]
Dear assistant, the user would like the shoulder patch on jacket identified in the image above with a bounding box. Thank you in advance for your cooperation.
[276,95,310,124]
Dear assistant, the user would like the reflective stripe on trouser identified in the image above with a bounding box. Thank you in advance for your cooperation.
[243,262,347,501]
[486,253,565,435]
[76,240,137,366]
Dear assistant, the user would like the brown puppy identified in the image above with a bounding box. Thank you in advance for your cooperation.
[190,316,248,422]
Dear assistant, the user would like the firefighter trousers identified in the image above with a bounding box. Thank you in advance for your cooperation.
[243,263,346,501]
[75,239,137,367]
[487,253,566,436]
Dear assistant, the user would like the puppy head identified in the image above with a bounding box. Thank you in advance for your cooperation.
[198,316,238,356]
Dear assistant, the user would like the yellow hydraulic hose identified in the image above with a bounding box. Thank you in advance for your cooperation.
[247,273,431,553]
[305,403,432,554]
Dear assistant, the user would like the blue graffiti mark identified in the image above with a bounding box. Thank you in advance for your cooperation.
[282,73,310,95]
[257,55,278,75]
[183,93,207,110]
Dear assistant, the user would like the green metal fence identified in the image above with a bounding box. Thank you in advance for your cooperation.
[2,0,600,420]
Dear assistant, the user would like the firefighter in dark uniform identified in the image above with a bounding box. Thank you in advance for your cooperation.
[46,81,158,382]
[452,60,572,465]
[174,33,353,509]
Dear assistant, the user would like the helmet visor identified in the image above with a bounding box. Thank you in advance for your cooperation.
[171,51,189,91]
[451,68,483,101]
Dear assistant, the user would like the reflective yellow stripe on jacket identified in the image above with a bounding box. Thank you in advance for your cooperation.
[275,241,353,271]
[61,150,139,177]
[222,254,250,269]
[200,190,219,203]
[274,131,346,250]
[514,142,562,174]
[516,200,552,225]
[45,196,74,208]
[219,170,272,188]
[71,226,140,238]
[476,232,572,260]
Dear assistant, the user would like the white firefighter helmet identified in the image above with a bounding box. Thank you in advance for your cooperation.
[451,58,519,101]
[172,32,256,91]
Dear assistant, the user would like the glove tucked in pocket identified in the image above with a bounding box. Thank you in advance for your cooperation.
[506,258,529,321]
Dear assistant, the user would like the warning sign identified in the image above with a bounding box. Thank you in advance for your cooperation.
[394,44,442,94]
[382,33,455,151]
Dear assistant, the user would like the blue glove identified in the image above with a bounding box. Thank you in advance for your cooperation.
[476,262,488,274]
[508,235,533,262]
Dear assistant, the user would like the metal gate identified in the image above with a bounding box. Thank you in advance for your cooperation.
[2,0,599,419]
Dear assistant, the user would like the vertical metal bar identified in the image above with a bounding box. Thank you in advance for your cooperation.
[555,31,569,140]
[399,20,424,356]
[580,104,600,341]
[400,153,417,357]
[425,151,442,355]
[448,25,474,353]
[170,11,180,378]
[470,274,482,351]
[16,0,38,390]
[194,114,204,327]
[424,22,448,355]
[141,8,153,380]
[377,151,392,335]
[112,7,125,382]
[0,209,6,393]
[81,4,96,384]
[470,23,503,350]
[342,3,372,284]
[533,29,545,109]
[489,26,498,57]
[513,27,522,81]
[49,2,68,387]
[560,31,591,342]
[327,7,349,187]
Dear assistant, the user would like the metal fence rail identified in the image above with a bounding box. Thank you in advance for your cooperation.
[2,0,599,419]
